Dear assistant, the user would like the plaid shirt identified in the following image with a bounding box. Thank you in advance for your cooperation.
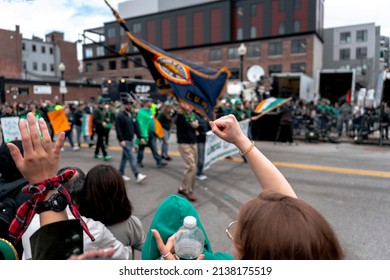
[9,169,95,242]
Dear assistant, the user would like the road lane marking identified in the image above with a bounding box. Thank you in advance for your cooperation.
[272,162,390,178]
[90,145,390,178]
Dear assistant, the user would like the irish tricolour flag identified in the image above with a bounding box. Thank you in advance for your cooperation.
[254,97,291,114]
[82,114,93,136]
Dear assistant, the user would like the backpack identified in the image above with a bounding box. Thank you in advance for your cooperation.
[0,178,30,258]
[0,197,17,238]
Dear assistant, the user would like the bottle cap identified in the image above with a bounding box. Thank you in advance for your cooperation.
[183,216,197,229]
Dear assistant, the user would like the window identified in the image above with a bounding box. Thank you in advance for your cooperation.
[49,47,53,54]
[107,27,116,38]
[294,0,301,9]
[41,46,46,53]
[85,47,93,58]
[278,0,285,12]
[237,6,244,17]
[291,39,306,54]
[356,30,368,42]
[33,62,38,70]
[339,48,350,60]
[250,26,257,38]
[133,57,142,68]
[109,60,116,70]
[50,64,54,72]
[23,61,26,70]
[340,32,351,44]
[96,46,105,57]
[85,63,93,72]
[121,59,128,69]
[229,68,239,80]
[32,45,36,52]
[120,28,125,36]
[19,87,29,96]
[237,28,243,40]
[293,20,301,33]
[247,42,260,58]
[278,22,285,35]
[210,49,222,61]
[291,63,306,73]
[228,47,239,59]
[251,4,257,16]
[132,22,142,33]
[269,64,282,74]
[268,41,282,56]
[356,47,367,59]
[22,43,25,50]
[97,62,105,71]
[42,63,47,72]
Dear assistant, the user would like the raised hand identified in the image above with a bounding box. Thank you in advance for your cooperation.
[7,112,65,184]
[209,114,247,145]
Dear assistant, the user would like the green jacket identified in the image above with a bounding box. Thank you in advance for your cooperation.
[136,107,153,145]
[141,195,233,260]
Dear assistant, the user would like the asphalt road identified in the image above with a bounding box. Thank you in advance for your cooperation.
[59,133,390,260]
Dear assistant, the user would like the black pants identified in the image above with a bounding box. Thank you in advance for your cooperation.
[94,127,107,157]
[104,128,111,145]
[275,124,293,143]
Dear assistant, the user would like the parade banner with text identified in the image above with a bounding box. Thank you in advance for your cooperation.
[204,119,250,170]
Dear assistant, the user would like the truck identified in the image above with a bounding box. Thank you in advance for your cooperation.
[270,72,315,102]
[101,78,168,102]
[375,69,390,105]
[316,69,356,104]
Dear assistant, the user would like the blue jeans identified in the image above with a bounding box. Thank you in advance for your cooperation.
[161,129,170,157]
[196,142,205,176]
[137,132,162,165]
[65,128,75,148]
[74,125,82,147]
[119,140,139,178]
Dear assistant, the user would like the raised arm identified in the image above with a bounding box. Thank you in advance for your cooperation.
[209,114,296,198]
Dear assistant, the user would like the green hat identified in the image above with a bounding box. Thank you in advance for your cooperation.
[235,99,242,105]
[98,97,105,103]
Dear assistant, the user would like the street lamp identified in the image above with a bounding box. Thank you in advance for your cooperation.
[58,62,66,105]
[238,43,247,101]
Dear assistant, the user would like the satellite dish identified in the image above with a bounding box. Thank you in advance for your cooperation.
[247,65,265,83]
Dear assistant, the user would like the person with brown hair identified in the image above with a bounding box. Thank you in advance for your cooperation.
[9,113,142,259]
[152,114,343,260]
[75,164,145,252]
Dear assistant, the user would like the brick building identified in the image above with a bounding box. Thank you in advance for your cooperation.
[82,0,325,93]
[0,25,100,104]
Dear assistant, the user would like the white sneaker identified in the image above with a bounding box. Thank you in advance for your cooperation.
[122,175,131,181]
[136,173,147,183]
[73,147,80,151]
[197,174,208,180]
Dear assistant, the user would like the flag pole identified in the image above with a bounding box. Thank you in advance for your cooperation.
[251,97,292,121]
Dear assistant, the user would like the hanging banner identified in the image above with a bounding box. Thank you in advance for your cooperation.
[0,117,21,142]
[204,119,249,170]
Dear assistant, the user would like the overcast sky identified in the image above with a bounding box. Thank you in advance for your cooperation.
[1,0,389,55]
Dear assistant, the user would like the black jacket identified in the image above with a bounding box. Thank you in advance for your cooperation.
[30,220,83,260]
[175,113,197,144]
[115,110,141,142]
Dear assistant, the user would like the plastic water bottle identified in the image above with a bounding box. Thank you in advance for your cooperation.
[174,216,205,260]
